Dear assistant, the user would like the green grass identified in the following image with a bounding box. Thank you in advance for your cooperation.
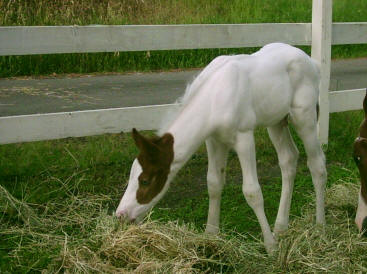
[0,110,364,272]
[0,0,367,77]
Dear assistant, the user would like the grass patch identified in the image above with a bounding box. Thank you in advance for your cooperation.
[0,0,367,77]
[0,110,366,272]
[1,179,366,272]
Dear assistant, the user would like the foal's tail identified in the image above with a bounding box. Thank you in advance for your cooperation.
[310,58,321,121]
[316,102,320,121]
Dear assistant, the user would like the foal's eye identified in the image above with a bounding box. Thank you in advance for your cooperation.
[140,180,150,186]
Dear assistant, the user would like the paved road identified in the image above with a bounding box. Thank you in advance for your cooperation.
[0,58,366,117]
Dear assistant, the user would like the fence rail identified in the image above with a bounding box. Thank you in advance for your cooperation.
[332,23,367,45]
[0,105,179,144]
[0,23,312,56]
[1,22,366,56]
[0,89,365,144]
[0,0,366,145]
[329,88,366,113]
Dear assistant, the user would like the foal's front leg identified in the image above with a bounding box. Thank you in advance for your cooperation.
[205,138,229,234]
[234,131,277,254]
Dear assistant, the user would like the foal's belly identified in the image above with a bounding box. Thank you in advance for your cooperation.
[250,76,293,127]
[254,100,290,127]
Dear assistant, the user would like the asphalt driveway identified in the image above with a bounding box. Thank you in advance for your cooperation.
[0,58,366,117]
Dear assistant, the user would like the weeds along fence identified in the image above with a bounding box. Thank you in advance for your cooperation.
[0,0,366,145]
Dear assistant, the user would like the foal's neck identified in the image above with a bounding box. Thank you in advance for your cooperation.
[165,100,212,173]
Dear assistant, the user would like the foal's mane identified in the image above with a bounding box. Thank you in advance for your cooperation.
[157,78,198,136]
[158,56,231,136]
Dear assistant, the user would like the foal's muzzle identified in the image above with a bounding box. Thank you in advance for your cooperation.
[116,210,136,223]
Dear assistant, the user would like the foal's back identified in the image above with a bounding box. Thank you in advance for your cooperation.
[198,43,320,133]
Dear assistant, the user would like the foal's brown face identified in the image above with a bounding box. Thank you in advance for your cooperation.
[132,128,174,204]
[353,90,367,235]
[115,128,174,222]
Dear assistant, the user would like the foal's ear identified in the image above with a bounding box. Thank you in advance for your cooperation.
[132,128,144,149]
[157,133,174,148]
[132,128,158,153]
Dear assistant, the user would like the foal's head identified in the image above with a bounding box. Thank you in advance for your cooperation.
[116,128,174,222]
[353,90,367,235]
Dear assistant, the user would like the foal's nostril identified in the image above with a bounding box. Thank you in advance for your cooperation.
[116,210,136,223]
[362,217,367,237]
[115,209,127,218]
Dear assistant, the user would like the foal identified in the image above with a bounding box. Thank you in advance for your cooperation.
[353,90,367,235]
[116,43,327,253]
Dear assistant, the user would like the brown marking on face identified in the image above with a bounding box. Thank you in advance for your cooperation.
[354,89,367,203]
[132,128,174,204]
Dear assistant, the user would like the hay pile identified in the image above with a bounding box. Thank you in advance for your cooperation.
[57,217,265,273]
[276,183,367,272]
[1,182,367,273]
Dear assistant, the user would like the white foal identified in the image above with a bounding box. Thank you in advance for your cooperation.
[116,43,327,254]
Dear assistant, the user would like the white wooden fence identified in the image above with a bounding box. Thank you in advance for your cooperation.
[0,0,366,145]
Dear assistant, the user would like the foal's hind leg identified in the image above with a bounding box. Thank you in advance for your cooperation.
[291,107,327,225]
[268,119,299,235]
[205,137,229,234]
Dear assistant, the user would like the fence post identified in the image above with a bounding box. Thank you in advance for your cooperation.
[311,0,332,145]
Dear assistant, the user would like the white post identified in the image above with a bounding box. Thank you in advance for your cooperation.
[311,0,332,145]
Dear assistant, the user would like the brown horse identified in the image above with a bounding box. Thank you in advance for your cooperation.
[353,89,367,235]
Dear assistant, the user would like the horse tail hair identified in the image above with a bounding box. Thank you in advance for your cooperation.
[317,102,320,121]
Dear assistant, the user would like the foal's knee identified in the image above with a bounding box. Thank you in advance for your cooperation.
[279,149,299,174]
[242,183,263,208]
[307,155,327,183]
[207,172,223,199]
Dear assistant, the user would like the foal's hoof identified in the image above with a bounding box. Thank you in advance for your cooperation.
[273,224,288,238]
[265,243,278,256]
[264,238,278,256]
[316,216,326,226]
[205,225,219,234]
